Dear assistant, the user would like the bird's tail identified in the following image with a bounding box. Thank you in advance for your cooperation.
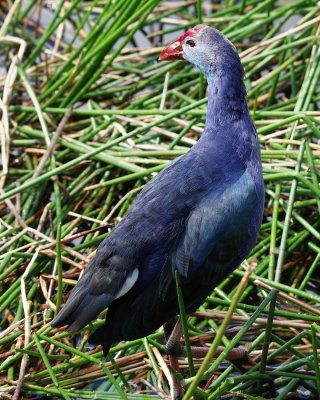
[51,276,113,332]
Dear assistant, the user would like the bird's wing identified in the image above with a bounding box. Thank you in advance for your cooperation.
[52,135,252,331]
[88,170,260,345]
[172,168,258,280]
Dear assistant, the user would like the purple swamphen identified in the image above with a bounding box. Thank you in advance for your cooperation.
[52,25,264,358]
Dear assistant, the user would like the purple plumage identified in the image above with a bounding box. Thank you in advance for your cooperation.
[51,25,264,354]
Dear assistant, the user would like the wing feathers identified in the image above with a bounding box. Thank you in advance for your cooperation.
[175,170,256,278]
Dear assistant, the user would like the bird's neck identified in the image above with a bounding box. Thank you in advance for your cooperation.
[205,70,249,128]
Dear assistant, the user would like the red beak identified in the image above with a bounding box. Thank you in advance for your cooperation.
[159,40,183,61]
[159,24,207,61]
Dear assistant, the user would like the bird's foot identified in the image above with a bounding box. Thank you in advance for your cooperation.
[166,343,252,363]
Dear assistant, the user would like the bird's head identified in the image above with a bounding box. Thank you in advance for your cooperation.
[159,25,241,78]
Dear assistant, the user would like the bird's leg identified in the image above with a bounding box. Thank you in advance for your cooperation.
[164,317,184,356]
[163,317,184,400]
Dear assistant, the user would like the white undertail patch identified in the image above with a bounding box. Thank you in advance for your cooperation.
[115,268,139,299]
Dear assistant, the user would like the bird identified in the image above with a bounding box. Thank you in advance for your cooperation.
[51,24,264,359]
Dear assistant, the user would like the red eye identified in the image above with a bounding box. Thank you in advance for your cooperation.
[186,39,196,47]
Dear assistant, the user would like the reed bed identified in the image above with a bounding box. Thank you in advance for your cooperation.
[0,0,320,399]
